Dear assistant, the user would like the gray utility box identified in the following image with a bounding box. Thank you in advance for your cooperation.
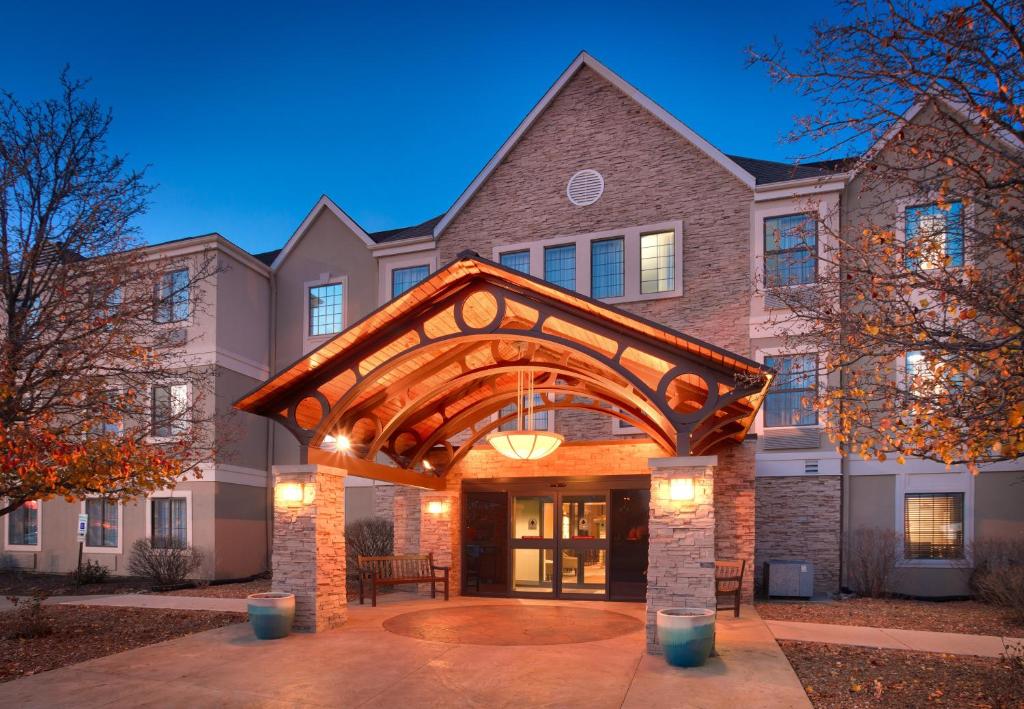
[764,559,815,598]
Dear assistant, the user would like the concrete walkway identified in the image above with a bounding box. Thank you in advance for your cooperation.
[0,593,247,613]
[3,597,810,708]
[766,619,1021,658]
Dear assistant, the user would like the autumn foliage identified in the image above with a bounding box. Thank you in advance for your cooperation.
[752,0,1024,471]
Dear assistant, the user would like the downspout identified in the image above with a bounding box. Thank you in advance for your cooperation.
[264,266,277,575]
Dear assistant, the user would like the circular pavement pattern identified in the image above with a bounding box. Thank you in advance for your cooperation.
[382,604,642,646]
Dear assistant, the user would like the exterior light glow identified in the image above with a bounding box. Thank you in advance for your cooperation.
[670,477,695,501]
[487,430,564,460]
[426,500,447,515]
[277,482,303,503]
[422,459,433,471]
[321,434,351,452]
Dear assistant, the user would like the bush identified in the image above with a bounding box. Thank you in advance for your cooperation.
[847,527,899,598]
[73,559,110,585]
[345,517,393,581]
[127,539,204,586]
[969,536,1024,591]
[975,566,1024,623]
[5,592,51,639]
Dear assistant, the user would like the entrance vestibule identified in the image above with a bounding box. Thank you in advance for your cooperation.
[462,476,650,602]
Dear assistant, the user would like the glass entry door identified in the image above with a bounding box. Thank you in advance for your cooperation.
[509,492,609,598]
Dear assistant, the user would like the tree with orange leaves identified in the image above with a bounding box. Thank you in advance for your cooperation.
[0,72,217,516]
[751,0,1023,472]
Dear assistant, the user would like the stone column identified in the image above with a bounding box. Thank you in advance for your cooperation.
[271,464,347,633]
[373,483,396,523]
[392,487,422,555]
[418,489,461,597]
[646,455,716,654]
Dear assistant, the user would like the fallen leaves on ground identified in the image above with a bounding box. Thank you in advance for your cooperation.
[780,641,1024,708]
[0,605,244,683]
[162,578,272,598]
[756,597,1024,638]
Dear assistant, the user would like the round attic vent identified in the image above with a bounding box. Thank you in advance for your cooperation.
[566,169,604,206]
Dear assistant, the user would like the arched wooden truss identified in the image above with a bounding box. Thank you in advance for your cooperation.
[235,254,772,488]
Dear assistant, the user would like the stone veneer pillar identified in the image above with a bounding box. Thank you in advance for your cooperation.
[646,455,717,654]
[271,464,347,632]
[418,489,460,596]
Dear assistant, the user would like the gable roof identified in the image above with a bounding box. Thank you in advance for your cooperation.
[727,155,854,185]
[433,51,758,238]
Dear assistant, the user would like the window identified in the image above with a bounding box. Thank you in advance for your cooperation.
[544,244,576,291]
[94,390,123,436]
[499,395,549,432]
[500,250,531,274]
[764,214,817,287]
[152,384,188,438]
[591,237,624,299]
[391,265,430,298]
[7,501,39,547]
[151,497,187,549]
[308,283,343,336]
[906,201,964,269]
[904,492,964,559]
[85,499,118,549]
[156,269,189,323]
[763,354,818,427]
[640,231,675,294]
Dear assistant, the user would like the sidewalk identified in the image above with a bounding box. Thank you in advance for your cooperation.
[766,619,1022,658]
[0,593,246,613]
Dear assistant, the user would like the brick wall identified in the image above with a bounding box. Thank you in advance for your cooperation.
[755,475,841,596]
[712,442,756,603]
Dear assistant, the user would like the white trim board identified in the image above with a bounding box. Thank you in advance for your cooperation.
[271,196,377,270]
[434,51,755,238]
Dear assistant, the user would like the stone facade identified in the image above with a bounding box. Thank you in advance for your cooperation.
[755,475,842,596]
[646,457,716,654]
[713,442,756,603]
[373,483,396,523]
[271,465,347,632]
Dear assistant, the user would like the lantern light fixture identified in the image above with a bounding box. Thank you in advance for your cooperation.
[486,367,563,461]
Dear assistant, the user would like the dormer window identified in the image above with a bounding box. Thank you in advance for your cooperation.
[905,201,964,269]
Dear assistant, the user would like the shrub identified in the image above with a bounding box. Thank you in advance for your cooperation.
[5,592,51,639]
[846,527,899,598]
[969,536,1024,592]
[976,566,1024,624]
[345,517,394,581]
[73,559,110,585]
[127,539,204,586]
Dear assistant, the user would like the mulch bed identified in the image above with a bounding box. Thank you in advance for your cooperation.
[757,598,1024,638]
[0,571,152,597]
[0,605,245,683]
[780,640,1024,709]
[162,578,271,598]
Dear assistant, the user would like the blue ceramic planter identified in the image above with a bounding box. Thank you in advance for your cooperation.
[247,592,295,639]
[656,608,716,667]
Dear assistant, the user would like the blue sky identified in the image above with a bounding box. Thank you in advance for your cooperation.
[1,1,844,254]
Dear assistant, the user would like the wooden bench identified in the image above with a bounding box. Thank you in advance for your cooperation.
[357,553,450,607]
[715,559,746,617]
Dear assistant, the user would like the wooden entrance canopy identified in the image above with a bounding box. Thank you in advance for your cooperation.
[235,252,772,489]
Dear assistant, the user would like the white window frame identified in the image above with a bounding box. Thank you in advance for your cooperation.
[895,472,973,569]
[4,499,42,552]
[610,410,642,435]
[489,398,556,433]
[147,382,191,443]
[145,489,193,549]
[490,219,683,304]
[81,497,124,554]
[304,275,347,352]
[753,346,825,435]
[895,194,973,270]
[379,253,438,304]
[155,266,192,325]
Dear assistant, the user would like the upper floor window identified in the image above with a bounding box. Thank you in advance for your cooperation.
[499,395,549,432]
[640,230,675,294]
[7,501,39,547]
[151,496,187,549]
[500,250,531,274]
[392,265,429,298]
[591,237,624,299]
[764,214,817,287]
[156,269,189,323]
[308,283,343,337]
[906,201,964,269]
[152,384,188,438]
[763,353,818,427]
[904,492,964,560]
[85,498,119,548]
[544,244,576,291]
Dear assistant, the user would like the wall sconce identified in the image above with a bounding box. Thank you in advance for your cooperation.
[670,477,695,502]
[426,499,448,515]
[276,481,316,505]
